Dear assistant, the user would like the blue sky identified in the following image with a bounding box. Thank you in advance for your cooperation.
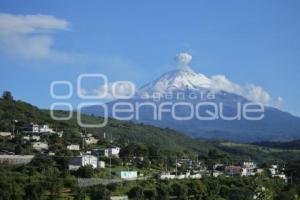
[0,0,300,116]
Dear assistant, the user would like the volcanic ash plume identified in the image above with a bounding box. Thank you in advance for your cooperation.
[175,52,192,71]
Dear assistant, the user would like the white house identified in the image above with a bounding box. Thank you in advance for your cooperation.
[0,132,12,137]
[213,170,223,177]
[32,142,48,151]
[255,168,264,174]
[26,123,39,133]
[104,147,120,157]
[117,171,138,179]
[69,155,98,170]
[269,165,279,175]
[189,173,202,179]
[242,162,257,169]
[39,125,54,133]
[110,196,128,200]
[241,162,257,176]
[98,160,105,168]
[67,144,80,151]
[159,172,176,180]
[273,174,288,183]
[25,123,56,134]
[23,135,40,141]
[241,168,256,176]
[84,136,99,145]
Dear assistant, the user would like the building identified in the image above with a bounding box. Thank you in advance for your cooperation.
[241,162,257,176]
[241,168,256,176]
[32,142,49,151]
[159,171,201,180]
[110,196,128,200]
[48,152,55,156]
[39,124,54,133]
[84,136,99,145]
[98,160,105,168]
[23,135,40,141]
[104,147,120,157]
[67,144,80,151]
[268,165,287,182]
[0,155,34,165]
[269,165,278,175]
[25,123,39,133]
[0,132,12,137]
[255,168,264,174]
[69,155,98,170]
[189,173,202,179]
[24,123,56,134]
[273,174,288,183]
[213,170,223,177]
[159,172,176,180]
[225,165,242,176]
[242,162,256,169]
[117,171,138,179]
[93,147,121,157]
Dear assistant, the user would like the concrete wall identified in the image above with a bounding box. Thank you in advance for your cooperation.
[0,155,34,165]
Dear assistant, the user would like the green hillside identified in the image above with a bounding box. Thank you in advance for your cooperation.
[0,93,216,155]
[1,92,300,162]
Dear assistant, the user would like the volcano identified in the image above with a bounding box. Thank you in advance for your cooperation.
[82,53,300,142]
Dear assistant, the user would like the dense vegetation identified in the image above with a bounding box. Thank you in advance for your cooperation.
[1,159,300,200]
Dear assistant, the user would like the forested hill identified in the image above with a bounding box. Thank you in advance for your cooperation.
[253,140,300,150]
[0,91,216,155]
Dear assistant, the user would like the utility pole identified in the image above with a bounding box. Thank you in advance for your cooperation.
[12,120,16,136]
[175,157,178,176]
[109,156,112,180]
[165,159,168,172]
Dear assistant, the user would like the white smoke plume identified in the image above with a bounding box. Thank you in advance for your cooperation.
[175,52,192,71]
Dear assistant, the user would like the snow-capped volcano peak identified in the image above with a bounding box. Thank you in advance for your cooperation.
[137,52,276,106]
[138,53,211,96]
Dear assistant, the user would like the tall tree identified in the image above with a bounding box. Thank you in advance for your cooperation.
[2,91,13,101]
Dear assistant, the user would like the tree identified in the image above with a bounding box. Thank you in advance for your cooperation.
[143,189,157,200]
[2,91,13,101]
[187,180,206,199]
[77,165,94,178]
[24,182,44,200]
[170,182,188,200]
[156,183,170,200]
[73,187,86,200]
[128,186,144,200]
[90,186,110,200]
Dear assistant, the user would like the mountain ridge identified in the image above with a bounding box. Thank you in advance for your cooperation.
[83,66,300,142]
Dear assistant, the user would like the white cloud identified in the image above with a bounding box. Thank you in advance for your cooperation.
[277,96,283,105]
[0,13,69,60]
[275,96,284,108]
[210,75,242,94]
[209,74,282,106]
[244,84,271,105]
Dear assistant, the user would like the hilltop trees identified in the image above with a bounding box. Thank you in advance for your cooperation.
[2,91,13,101]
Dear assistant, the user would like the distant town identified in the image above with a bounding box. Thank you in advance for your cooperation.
[0,122,289,183]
